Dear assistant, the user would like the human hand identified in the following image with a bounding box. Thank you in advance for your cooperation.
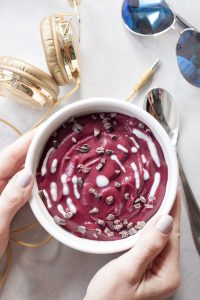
[0,132,34,258]
[84,192,181,300]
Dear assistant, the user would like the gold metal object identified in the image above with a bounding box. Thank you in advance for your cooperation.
[126,59,160,102]
[68,0,81,7]
[32,79,80,129]
[56,14,80,83]
[0,244,12,289]
[0,69,55,108]
[67,0,81,41]
[0,118,22,135]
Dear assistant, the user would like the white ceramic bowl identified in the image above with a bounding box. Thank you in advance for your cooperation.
[26,98,178,254]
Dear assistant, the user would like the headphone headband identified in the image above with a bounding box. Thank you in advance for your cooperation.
[56,14,80,83]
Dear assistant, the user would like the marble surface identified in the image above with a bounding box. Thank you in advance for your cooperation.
[0,0,200,299]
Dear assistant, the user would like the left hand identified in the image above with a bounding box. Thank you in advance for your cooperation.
[0,131,35,258]
[84,192,181,300]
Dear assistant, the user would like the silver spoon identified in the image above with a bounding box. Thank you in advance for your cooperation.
[144,87,200,254]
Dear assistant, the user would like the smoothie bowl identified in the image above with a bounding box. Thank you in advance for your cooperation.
[26,98,178,254]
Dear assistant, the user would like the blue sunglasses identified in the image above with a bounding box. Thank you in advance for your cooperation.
[122,0,200,88]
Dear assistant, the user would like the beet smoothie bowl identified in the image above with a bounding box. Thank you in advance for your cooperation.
[26,98,178,254]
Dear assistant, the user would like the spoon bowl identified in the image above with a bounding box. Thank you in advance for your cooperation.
[144,88,179,146]
[144,87,200,255]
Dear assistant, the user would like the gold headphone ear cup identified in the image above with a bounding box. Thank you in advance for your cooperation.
[40,15,69,86]
[0,56,59,108]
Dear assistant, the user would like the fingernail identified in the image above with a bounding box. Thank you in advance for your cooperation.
[16,169,32,188]
[156,215,173,234]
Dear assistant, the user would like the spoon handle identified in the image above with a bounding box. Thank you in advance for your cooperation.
[178,153,200,254]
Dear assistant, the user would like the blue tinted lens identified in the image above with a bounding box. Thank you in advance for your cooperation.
[122,0,174,35]
[176,29,200,87]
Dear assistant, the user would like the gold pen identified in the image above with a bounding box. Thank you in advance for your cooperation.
[126,59,160,102]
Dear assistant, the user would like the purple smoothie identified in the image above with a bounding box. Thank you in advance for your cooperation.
[36,112,168,241]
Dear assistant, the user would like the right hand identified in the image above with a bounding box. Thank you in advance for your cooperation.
[84,192,181,300]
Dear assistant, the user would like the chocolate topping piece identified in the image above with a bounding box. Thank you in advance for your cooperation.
[140,196,146,203]
[77,164,91,174]
[134,203,141,209]
[93,229,101,239]
[91,114,98,120]
[145,203,154,209]
[65,211,73,219]
[104,227,114,237]
[123,219,128,226]
[113,224,123,232]
[53,140,58,149]
[52,131,57,138]
[135,221,146,230]
[106,214,115,221]
[104,122,112,131]
[77,144,90,153]
[127,222,133,229]
[77,177,83,187]
[96,163,103,171]
[105,149,114,156]
[128,227,137,236]
[73,122,83,133]
[110,112,117,118]
[111,134,118,140]
[96,158,106,171]
[115,170,121,175]
[100,112,105,119]
[94,128,100,137]
[96,147,105,155]
[93,233,99,239]
[53,216,66,226]
[89,188,101,200]
[77,226,86,234]
[96,228,101,235]
[72,137,77,143]
[101,158,106,164]
[135,198,141,204]
[114,182,121,188]
[119,230,129,238]
[125,193,130,200]
[97,219,105,226]
[113,219,121,225]
[106,196,114,205]
[102,117,111,124]
[138,123,145,129]
[89,207,99,214]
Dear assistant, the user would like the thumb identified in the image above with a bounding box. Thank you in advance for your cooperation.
[0,169,33,239]
[117,214,173,278]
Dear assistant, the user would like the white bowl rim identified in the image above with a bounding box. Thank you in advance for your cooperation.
[26,97,178,254]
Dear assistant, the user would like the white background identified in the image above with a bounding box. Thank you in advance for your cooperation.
[0,0,200,299]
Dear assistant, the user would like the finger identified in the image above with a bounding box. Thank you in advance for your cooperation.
[116,213,174,279]
[170,187,181,235]
[155,189,181,273]
[0,129,36,192]
[144,193,181,298]
[0,169,33,239]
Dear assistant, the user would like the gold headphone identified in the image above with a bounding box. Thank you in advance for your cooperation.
[0,0,80,109]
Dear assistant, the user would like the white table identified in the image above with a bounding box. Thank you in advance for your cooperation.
[0,1,200,299]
